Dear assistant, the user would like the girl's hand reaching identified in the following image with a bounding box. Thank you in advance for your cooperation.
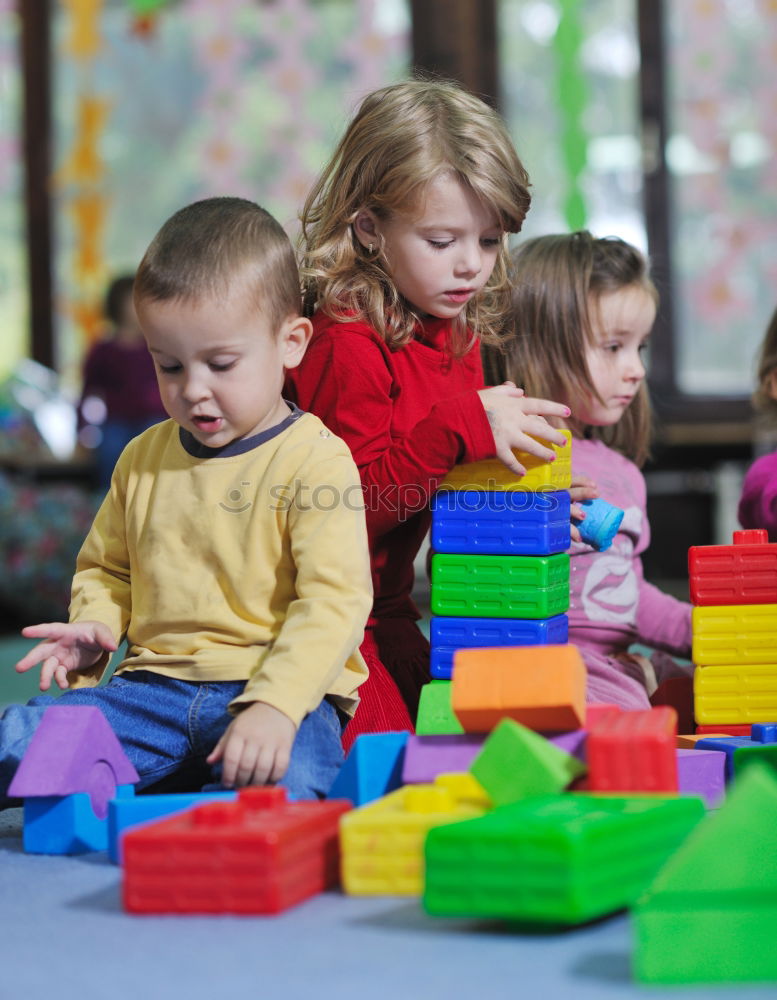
[569,474,599,543]
[15,620,118,691]
[478,382,571,476]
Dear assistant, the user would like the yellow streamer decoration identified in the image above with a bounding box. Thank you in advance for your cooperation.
[62,0,104,59]
[70,193,107,281]
[56,96,110,186]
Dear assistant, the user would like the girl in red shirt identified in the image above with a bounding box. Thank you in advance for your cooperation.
[286,79,573,748]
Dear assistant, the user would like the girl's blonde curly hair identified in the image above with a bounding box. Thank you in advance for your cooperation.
[300,77,531,356]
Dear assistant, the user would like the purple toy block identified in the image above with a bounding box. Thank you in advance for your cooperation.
[676,748,726,808]
[401,734,485,784]
[8,706,139,819]
[548,729,587,762]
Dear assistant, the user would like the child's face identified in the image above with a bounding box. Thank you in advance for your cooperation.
[355,173,503,320]
[577,285,655,428]
[138,285,311,448]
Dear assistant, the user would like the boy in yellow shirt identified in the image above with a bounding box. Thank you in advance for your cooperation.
[2,197,372,800]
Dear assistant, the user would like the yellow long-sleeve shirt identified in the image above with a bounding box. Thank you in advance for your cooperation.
[68,408,372,727]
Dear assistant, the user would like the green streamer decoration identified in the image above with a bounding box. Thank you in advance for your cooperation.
[553,0,588,230]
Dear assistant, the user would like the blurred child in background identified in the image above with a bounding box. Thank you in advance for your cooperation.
[738,306,777,540]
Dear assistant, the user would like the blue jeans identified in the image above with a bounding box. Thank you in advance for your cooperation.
[0,671,345,807]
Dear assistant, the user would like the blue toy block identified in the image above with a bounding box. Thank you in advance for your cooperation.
[431,490,570,556]
[23,784,135,855]
[108,790,238,864]
[574,497,624,551]
[429,614,569,679]
[752,723,777,743]
[327,731,409,806]
[694,738,751,780]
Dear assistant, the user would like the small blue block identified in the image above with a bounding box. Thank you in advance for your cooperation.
[751,723,777,743]
[23,784,135,855]
[327,731,409,806]
[575,497,624,551]
[431,490,570,556]
[430,614,569,680]
[108,790,238,864]
[695,737,754,779]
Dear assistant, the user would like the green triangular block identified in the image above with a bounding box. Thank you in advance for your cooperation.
[416,680,465,736]
[470,718,586,805]
[642,763,777,899]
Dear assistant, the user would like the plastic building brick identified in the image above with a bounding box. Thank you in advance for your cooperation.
[433,772,491,809]
[437,430,572,492]
[751,723,777,743]
[431,489,571,556]
[122,786,351,915]
[547,729,587,761]
[470,719,586,805]
[429,614,568,680]
[108,790,237,864]
[451,644,586,733]
[585,703,621,725]
[694,662,777,724]
[633,764,777,984]
[691,603,777,666]
[327,731,409,807]
[431,552,570,619]
[650,675,695,734]
[573,497,624,551]
[586,706,678,793]
[694,736,753,780]
[415,681,465,736]
[675,748,726,808]
[8,705,140,855]
[423,792,704,925]
[695,723,752,737]
[689,529,777,606]
[676,733,730,748]
[401,734,484,784]
[339,781,487,896]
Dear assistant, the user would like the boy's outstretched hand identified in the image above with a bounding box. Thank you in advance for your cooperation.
[15,620,118,691]
[207,701,297,788]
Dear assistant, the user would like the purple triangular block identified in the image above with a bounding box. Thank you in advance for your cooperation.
[8,705,139,798]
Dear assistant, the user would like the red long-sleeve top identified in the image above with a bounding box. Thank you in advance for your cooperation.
[285,312,496,624]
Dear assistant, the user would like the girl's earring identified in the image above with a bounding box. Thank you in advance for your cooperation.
[368,243,375,254]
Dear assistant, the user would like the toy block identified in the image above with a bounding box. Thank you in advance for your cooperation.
[424,792,704,925]
[650,675,695,734]
[327,731,408,806]
[431,490,570,556]
[574,497,624,551]
[438,429,572,492]
[585,703,621,725]
[548,729,587,761]
[108,790,237,863]
[689,529,777,606]
[676,748,726,808]
[734,742,777,780]
[433,772,491,808]
[451,644,586,733]
[22,784,135,855]
[695,736,752,779]
[401,734,484,784]
[695,723,752,737]
[339,781,486,896]
[122,786,350,915]
[692,603,777,666]
[430,614,568,680]
[677,733,730,748]
[633,764,777,984]
[431,552,569,619]
[415,681,465,735]
[694,662,777,723]
[470,719,586,805]
[587,706,678,793]
[752,723,777,743]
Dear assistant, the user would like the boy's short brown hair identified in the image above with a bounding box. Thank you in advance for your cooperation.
[134,197,301,333]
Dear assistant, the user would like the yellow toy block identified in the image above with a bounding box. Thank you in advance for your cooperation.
[434,772,492,809]
[694,662,777,724]
[692,604,777,666]
[339,780,486,896]
[438,430,572,492]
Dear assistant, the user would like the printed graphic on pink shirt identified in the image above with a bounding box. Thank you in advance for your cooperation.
[580,506,642,624]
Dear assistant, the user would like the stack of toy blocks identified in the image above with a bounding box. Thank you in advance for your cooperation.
[689,528,777,782]
[416,431,573,734]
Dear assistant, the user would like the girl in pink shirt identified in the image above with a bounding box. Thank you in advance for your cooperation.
[484,232,693,709]
[738,306,777,540]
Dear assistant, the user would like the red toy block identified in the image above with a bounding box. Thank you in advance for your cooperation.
[689,529,777,606]
[586,703,621,726]
[587,706,678,793]
[695,723,752,738]
[122,786,350,915]
[451,645,586,733]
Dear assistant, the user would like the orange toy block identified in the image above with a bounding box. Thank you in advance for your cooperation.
[676,733,730,748]
[451,644,586,733]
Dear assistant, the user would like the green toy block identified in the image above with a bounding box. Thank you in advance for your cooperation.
[430,553,569,619]
[423,792,704,925]
[415,681,465,736]
[634,764,777,985]
[733,742,777,779]
[470,719,586,805]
